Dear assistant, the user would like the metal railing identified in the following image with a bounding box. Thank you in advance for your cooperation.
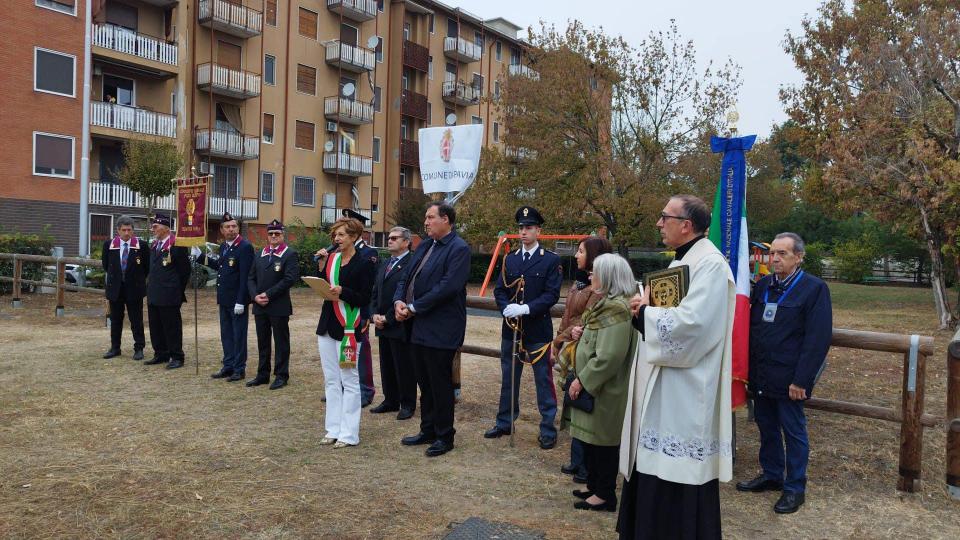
[209,197,258,220]
[326,0,378,22]
[93,23,178,66]
[443,36,482,62]
[197,63,261,98]
[442,80,481,105]
[401,89,429,120]
[90,102,176,138]
[508,64,539,79]
[195,129,260,160]
[321,207,371,224]
[324,96,373,124]
[89,181,175,210]
[323,152,373,176]
[199,0,263,37]
[324,41,376,72]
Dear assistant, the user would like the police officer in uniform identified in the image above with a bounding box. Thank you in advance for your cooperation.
[144,213,191,369]
[344,208,380,407]
[197,212,255,382]
[102,215,149,360]
[485,206,563,449]
[247,219,299,390]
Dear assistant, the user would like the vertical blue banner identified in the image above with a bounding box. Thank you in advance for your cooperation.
[709,134,756,277]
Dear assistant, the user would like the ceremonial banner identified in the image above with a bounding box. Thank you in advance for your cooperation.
[174,176,209,248]
[708,134,756,410]
[418,124,484,194]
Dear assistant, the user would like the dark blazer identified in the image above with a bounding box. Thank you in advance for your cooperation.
[247,244,299,317]
[315,250,377,340]
[748,272,833,399]
[393,231,471,350]
[494,245,562,344]
[146,238,190,306]
[354,239,381,322]
[204,237,254,306]
[370,252,412,340]
[102,236,149,302]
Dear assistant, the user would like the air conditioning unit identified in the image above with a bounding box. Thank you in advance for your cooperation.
[197,161,211,175]
[326,121,338,133]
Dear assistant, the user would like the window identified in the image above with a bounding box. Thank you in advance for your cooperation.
[373,86,382,112]
[447,18,458,38]
[375,37,383,62]
[293,176,315,206]
[445,62,457,82]
[427,102,432,125]
[471,115,482,125]
[444,108,456,125]
[260,171,275,203]
[36,0,76,16]
[378,0,384,11]
[403,22,410,41]
[323,192,336,207]
[34,48,75,97]
[472,73,484,95]
[106,2,137,30]
[496,41,502,62]
[212,164,240,199]
[264,55,276,85]
[371,187,380,212]
[171,92,177,116]
[103,74,134,106]
[298,7,317,40]
[428,56,433,80]
[373,137,381,163]
[399,168,407,187]
[33,132,74,178]
[265,0,277,26]
[494,80,501,100]
[475,31,484,50]
[510,46,521,66]
[429,14,434,33]
[262,113,274,144]
[295,121,315,151]
[296,64,316,95]
[400,118,408,140]
[493,122,500,142]
[401,73,409,91]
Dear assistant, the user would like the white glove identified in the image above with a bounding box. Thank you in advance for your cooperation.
[503,303,529,318]
[190,246,202,258]
[233,303,244,315]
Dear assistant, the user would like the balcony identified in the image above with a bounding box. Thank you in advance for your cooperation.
[442,81,480,106]
[195,129,260,160]
[324,41,376,73]
[199,0,262,38]
[505,146,537,161]
[400,139,419,168]
[92,23,178,74]
[91,102,177,138]
[509,64,540,80]
[323,152,373,177]
[324,97,373,125]
[402,40,429,73]
[401,89,428,121]
[321,207,371,224]
[326,0,377,23]
[209,197,259,220]
[89,182,257,220]
[197,63,261,99]
[443,37,482,63]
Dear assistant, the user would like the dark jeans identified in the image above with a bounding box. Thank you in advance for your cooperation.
[570,437,586,475]
[109,286,144,350]
[754,394,809,493]
[582,441,619,503]
[148,304,183,362]
[496,339,557,438]
[218,304,249,374]
[410,343,456,444]
[378,335,418,411]
[358,328,375,403]
[254,314,289,381]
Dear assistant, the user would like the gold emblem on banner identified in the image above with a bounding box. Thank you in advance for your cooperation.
[186,198,196,226]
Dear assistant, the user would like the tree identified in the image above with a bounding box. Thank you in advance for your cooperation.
[115,139,184,218]
[781,0,960,327]
[388,188,430,238]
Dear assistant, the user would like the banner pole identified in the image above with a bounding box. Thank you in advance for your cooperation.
[194,256,199,376]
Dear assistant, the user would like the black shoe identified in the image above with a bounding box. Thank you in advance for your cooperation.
[227,372,245,382]
[165,359,184,370]
[561,463,579,475]
[774,492,805,514]
[397,408,414,420]
[132,349,144,361]
[401,432,436,446]
[538,435,557,450]
[246,378,269,387]
[736,475,784,493]
[144,356,165,365]
[573,471,588,484]
[574,499,616,512]
[370,402,400,414]
[572,490,592,500]
[269,378,287,390]
[103,348,121,359]
[211,368,233,379]
[425,440,454,457]
[483,426,511,439]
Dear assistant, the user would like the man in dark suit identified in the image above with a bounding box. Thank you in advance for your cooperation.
[394,202,471,457]
[369,226,416,419]
[344,208,380,407]
[197,212,255,382]
[102,215,149,360]
[737,232,832,514]
[144,213,191,370]
[486,206,563,449]
[247,219,299,390]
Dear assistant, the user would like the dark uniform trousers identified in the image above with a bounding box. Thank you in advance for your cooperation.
[496,339,557,438]
[110,285,145,350]
[219,305,249,374]
[149,304,183,362]
[358,329,375,403]
[378,335,417,411]
[411,343,456,444]
[255,314,290,381]
[754,396,809,493]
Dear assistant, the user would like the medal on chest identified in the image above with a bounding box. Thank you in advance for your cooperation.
[274,262,281,272]
[135,257,141,265]
[228,257,235,267]
[162,252,171,266]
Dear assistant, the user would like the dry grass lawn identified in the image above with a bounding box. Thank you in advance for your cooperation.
[0,283,958,539]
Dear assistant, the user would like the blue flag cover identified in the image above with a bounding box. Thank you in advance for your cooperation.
[709,135,756,276]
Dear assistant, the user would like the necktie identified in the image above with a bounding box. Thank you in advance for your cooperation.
[523,252,530,263]
[386,257,398,274]
[121,242,129,273]
[405,242,436,304]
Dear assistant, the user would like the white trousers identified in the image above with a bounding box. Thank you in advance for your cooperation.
[318,334,361,445]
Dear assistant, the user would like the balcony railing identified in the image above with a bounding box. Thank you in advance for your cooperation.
[197,63,261,99]
[442,81,481,106]
[324,97,373,125]
[324,41,375,73]
[401,89,428,121]
[93,23,178,66]
[321,207,371,224]
[443,36,482,63]
[326,0,377,23]
[195,129,260,160]
[89,182,175,210]
[199,0,262,38]
[323,152,373,177]
[91,102,176,138]
[400,139,419,168]
[402,40,429,73]
[504,146,537,161]
[209,197,258,220]
[508,64,540,80]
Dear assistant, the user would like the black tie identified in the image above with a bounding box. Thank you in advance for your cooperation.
[523,252,530,263]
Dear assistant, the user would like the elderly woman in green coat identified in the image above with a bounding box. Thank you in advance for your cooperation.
[567,253,639,512]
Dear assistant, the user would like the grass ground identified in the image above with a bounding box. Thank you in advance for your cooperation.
[0,282,958,539]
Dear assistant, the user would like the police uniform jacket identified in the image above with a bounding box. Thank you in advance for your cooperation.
[370,252,410,340]
[204,237,254,306]
[315,250,376,340]
[748,272,833,399]
[147,236,190,306]
[493,245,562,344]
[102,236,149,302]
[247,244,299,317]
[354,239,380,323]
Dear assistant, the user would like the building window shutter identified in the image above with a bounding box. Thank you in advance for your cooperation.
[262,113,274,142]
[296,64,316,95]
[295,121,314,150]
[298,8,317,40]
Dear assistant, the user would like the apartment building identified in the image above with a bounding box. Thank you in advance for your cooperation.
[0,0,538,255]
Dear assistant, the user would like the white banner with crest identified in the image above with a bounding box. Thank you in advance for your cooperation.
[418,125,484,194]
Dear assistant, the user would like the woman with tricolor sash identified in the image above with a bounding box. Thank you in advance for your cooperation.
[314,217,377,448]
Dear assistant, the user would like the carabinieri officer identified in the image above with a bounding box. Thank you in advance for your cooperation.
[486,206,563,449]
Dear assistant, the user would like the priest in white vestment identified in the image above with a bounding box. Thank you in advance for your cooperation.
[617,195,734,540]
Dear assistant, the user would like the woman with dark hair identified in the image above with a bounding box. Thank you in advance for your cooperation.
[553,235,613,482]
[314,218,377,448]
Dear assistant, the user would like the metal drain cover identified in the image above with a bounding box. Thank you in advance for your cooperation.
[445,517,544,539]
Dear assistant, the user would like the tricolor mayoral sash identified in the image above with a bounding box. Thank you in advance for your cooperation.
[325,252,361,368]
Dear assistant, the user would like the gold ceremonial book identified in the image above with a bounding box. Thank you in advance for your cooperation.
[643,266,690,308]
[302,276,338,301]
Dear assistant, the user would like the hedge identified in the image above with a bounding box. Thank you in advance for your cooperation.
[0,232,54,295]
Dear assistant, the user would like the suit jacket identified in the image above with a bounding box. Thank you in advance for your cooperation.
[247,244,299,317]
[370,252,411,340]
[146,236,190,306]
[393,231,471,350]
[354,239,381,322]
[204,237,254,306]
[102,236,149,302]
[315,250,377,340]
[493,245,562,344]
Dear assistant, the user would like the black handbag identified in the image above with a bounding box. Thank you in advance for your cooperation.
[563,372,595,413]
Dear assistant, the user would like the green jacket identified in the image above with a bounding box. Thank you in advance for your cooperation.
[569,295,638,447]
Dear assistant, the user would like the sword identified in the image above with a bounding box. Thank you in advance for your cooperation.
[510,320,518,448]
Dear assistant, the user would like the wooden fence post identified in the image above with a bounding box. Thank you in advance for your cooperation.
[947,328,960,500]
[12,255,22,307]
[897,335,925,492]
[55,259,65,317]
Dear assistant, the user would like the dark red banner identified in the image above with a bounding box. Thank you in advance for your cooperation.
[175,177,209,247]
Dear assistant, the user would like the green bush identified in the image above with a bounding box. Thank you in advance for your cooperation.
[833,236,879,283]
[802,241,827,278]
[0,232,54,295]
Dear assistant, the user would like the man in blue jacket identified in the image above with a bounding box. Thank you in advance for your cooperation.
[394,202,471,457]
[737,232,832,514]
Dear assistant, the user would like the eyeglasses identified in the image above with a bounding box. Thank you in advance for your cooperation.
[387,236,404,241]
[659,213,689,222]
[267,232,283,236]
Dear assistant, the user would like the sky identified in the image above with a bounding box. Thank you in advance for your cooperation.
[452,0,826,138]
